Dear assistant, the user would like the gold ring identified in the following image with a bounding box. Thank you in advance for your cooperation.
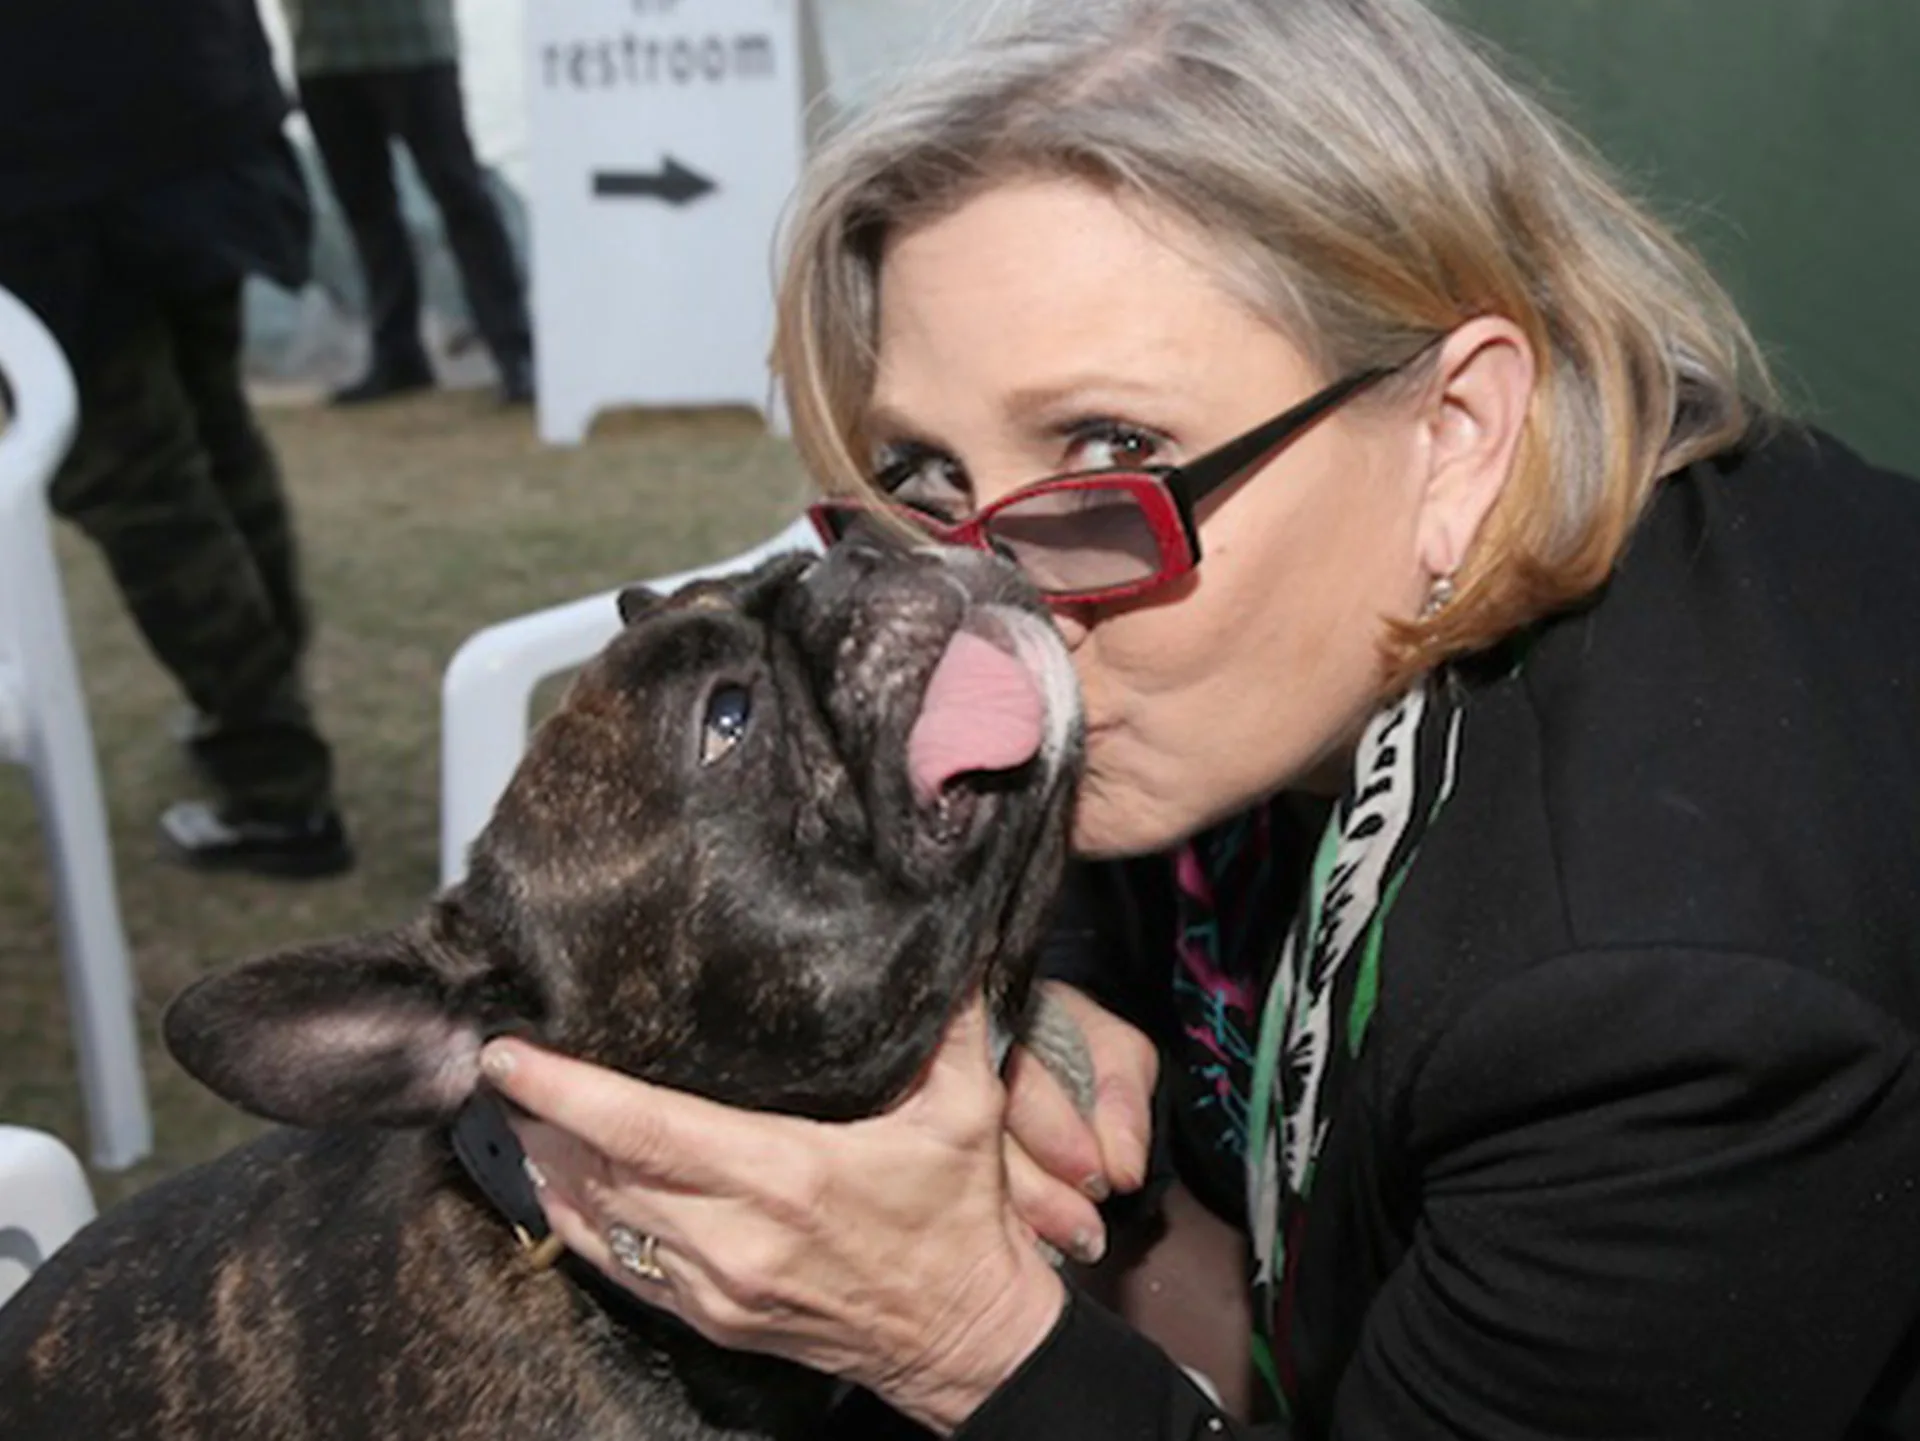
[606,1223,668,1282]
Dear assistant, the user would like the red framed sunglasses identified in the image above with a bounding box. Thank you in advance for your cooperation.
[807,345,1432,606]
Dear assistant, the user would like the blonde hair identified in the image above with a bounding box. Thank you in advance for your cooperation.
[772,0,1776,678]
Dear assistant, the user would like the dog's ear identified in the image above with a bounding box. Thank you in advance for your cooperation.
[617,584,662,625]
[162,924,520,1130]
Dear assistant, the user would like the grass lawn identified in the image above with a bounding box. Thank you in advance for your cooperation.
[0,391,809,1207]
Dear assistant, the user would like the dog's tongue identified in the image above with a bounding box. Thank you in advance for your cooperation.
[907,629,1046,802]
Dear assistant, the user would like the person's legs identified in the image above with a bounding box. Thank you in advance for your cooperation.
[48,277,350,875]
[300,71,432,398]
[165,278,311,655]
[387,62,533,398]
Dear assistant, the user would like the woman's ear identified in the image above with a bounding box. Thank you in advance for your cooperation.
[1414,317,1535,579]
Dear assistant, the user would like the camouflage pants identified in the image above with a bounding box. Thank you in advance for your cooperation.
[0,205,337,818]
[50,279,336,817]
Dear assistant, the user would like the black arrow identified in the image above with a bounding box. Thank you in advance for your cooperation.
[591,157,717,206]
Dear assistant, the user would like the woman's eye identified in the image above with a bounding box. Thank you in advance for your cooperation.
[700,684,752,765]
[1065,422,1162,472]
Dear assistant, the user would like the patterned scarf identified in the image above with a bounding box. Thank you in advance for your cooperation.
[1242,678,1465,1413]
[1170,805,1287,1178]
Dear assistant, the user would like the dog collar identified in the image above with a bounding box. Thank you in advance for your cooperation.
[450,1091,565,1266]
[452,1092,858,1416]
[450,1091,699,1332]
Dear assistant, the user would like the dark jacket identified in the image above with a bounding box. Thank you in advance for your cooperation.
[981,426,1920,1440]
[0,0,309,364]
[0,0,293,218]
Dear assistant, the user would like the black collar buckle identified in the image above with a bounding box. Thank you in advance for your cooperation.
[450,1090,565,1270]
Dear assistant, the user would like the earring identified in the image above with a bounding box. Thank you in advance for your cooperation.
[1421,573,1457,619]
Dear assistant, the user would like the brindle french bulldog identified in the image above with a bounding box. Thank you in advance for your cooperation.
[0,533,1086,1440]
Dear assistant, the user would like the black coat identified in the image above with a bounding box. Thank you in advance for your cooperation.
[0,0,292,217]
[0,0,309,362]
[986,425,1920,1440]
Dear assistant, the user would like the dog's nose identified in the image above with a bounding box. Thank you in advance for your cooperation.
[912,539,1046,613]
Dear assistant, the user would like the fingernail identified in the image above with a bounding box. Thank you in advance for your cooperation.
[1081,1173,1111,1202]
[523,1157,548,1191]
[480,1043,515,1083]
[1072,1228,1107,1266]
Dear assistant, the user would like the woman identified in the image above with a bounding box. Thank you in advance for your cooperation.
[479,0,1920,1435]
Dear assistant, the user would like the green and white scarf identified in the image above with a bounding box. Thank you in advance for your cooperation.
[1245,676,1464,1412]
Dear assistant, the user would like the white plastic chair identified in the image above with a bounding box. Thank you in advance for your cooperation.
[439,515,823,885]
[0,285,153,1171]
[0,1126,96,1310]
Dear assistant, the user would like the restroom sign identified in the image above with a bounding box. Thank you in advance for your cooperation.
[526,0,820,443]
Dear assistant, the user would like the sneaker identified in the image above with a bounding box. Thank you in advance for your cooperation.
[330,357,434,407]
[158,800,355,879]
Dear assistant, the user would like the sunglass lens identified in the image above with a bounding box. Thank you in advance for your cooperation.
[984,485,1166,595]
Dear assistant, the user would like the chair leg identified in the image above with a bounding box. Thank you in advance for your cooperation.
[29,741,153,1171]
[0,279,153,1172]
[14,509,152,1171]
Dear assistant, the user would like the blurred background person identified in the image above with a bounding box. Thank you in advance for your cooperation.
[286,0,535,407]
[0,0,354,879]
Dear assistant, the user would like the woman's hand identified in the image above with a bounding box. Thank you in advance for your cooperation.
[1001,982,1160,1258]
[479,997,1067,1436]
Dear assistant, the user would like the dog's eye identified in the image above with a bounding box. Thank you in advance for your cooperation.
[700,684,752,765]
